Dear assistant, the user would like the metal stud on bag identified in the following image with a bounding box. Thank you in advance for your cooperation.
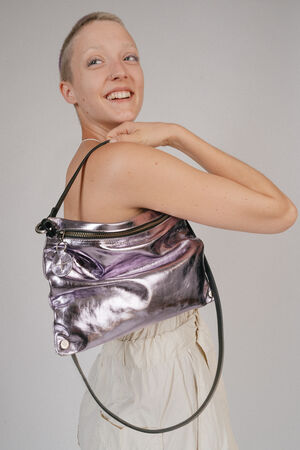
[60,338,70,350]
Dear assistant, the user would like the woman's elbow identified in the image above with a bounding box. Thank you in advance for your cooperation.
[270,199,298,233]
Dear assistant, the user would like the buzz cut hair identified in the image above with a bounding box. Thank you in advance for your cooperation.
[58,12,125,83]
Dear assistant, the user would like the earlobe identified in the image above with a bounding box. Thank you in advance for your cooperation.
[59,81,77,105]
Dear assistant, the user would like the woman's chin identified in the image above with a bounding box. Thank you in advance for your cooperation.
[110,111,138,124]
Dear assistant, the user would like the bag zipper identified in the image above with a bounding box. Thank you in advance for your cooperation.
[57,213,170,240]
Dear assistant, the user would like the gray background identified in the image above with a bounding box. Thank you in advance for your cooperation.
[1,1,299,449]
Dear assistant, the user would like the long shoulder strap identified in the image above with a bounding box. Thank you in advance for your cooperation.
[48,139,110,218]
[71,254,224,433]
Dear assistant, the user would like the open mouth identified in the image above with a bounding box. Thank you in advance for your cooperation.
[105,91,134,102]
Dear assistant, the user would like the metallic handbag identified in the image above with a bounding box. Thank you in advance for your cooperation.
[35,139,224,434]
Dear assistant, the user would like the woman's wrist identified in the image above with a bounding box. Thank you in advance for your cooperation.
[166,124,197,159]
[164,123,185,148]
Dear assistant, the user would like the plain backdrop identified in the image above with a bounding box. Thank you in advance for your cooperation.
[1,1,299,449]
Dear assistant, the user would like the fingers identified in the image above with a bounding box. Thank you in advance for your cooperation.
[106,121,136,139]
[109,134,133,143]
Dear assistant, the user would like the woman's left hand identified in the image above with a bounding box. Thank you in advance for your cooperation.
[106,121,174,148]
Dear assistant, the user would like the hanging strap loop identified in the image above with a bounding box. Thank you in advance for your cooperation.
[71,255,224,434]
[35,140,110,233]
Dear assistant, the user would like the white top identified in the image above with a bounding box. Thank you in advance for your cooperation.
[81,138,102,143]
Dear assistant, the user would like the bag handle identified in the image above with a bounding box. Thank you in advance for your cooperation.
[35,140,110,233]
[71,254,224,434]
[50,139,110,217]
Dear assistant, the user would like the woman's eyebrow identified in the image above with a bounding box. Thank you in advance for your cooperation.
[83,42,137,55]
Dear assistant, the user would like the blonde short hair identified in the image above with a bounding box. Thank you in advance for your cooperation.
[59,12,125,83]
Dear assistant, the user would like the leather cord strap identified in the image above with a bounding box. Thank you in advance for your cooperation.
[49,139,111,218]
[35,140,110,234]
[71,253,224,434]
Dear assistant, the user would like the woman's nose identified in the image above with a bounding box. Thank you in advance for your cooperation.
[109,71,128,80]
[108,61,128,80]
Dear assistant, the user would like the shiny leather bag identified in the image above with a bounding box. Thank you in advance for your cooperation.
[35,139,224,434]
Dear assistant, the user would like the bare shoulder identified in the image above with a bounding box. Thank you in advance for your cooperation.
[64,141,148,222]
[104,141,207,217]
[90,140,208,219]
[92,140,186,175]
[65,140,115,188]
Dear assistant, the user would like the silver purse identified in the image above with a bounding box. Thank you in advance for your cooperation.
[35,140,224,434]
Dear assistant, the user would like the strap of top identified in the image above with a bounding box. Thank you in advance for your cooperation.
[81,138,102,143]
[49,139,110,218]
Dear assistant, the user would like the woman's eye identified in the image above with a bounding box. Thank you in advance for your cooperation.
[124,55,139,62]
[87,55,139,67]
[87,58,102,66]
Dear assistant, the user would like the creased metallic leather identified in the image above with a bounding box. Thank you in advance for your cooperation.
[42,209,214,356]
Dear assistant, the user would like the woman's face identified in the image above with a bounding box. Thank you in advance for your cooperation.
[62,20,144,132]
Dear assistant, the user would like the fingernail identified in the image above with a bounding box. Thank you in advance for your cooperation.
[109,138,117,143]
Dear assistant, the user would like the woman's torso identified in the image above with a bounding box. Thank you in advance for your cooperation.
[63,141,146,223]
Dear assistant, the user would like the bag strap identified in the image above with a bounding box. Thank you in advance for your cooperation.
[36,140,110,233]
[49,139,110,218]
[71,254,224,434]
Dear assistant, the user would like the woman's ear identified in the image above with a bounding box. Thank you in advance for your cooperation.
[59,81,78,105]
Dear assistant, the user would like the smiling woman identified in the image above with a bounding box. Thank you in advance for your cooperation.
[59,13,144,142]
[53,10,297,450]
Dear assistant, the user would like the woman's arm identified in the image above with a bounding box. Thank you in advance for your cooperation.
[167,123,297,220]
[104,121,297,233]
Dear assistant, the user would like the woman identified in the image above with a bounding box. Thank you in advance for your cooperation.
[58,12,297,450]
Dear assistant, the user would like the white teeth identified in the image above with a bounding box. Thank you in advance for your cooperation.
[106,90,132,100]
